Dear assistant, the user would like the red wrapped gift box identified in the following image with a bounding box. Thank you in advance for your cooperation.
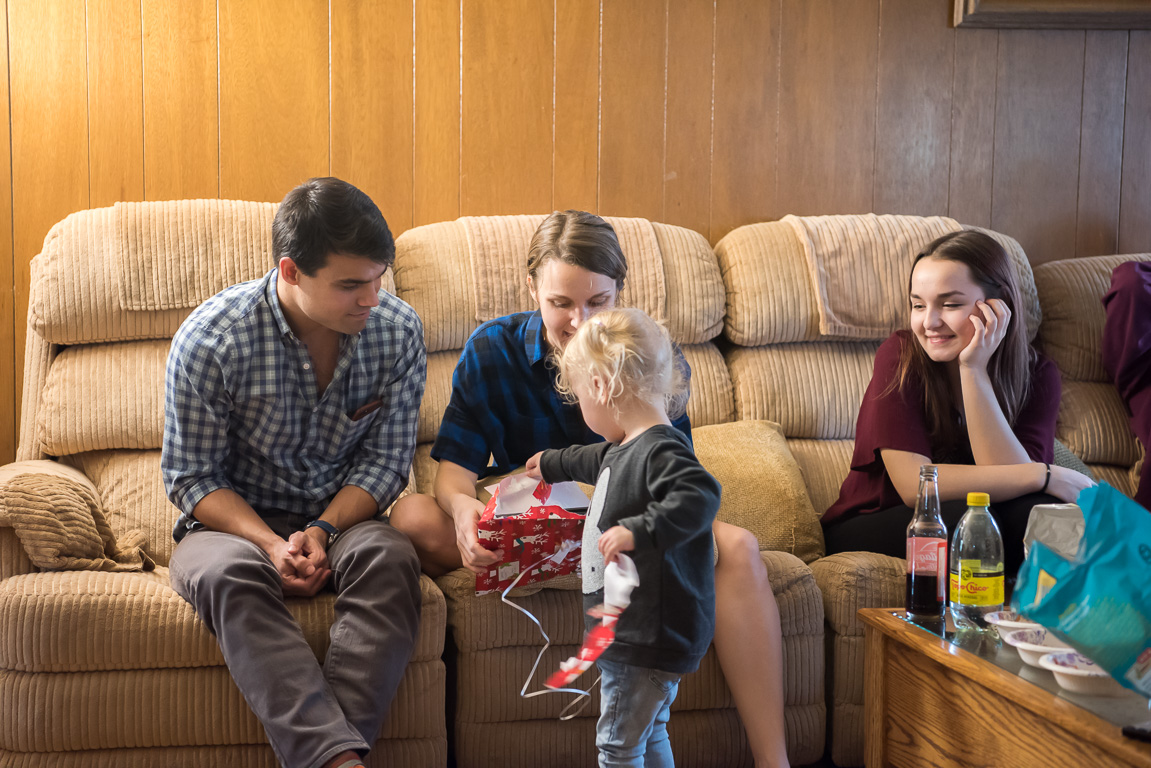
[475,474,588,596]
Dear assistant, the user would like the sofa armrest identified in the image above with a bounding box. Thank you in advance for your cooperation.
[0,459,104,579]
[810,551,905,638]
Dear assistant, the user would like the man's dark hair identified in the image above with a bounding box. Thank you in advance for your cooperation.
[272,177,395,275]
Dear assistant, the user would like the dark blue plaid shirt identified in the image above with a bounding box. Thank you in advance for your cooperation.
[431,310,690,478]
[163,269,426,540]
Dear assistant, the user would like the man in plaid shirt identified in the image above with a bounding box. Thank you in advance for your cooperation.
[163,178,426,768]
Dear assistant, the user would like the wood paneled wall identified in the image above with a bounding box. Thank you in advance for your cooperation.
[1,0,1149,464]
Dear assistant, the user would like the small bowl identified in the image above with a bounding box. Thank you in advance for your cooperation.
[984,610,1042,641]
[1003,628,1074,667]
[1038,651,1128,697]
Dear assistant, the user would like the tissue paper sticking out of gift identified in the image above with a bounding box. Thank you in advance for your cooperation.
[475,473,588,595]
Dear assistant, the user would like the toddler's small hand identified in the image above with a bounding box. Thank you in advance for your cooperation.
[598,525,635,565]
[524,451,544,479]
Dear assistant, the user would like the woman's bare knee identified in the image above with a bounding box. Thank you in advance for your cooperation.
[390,493,449,541]
[713,520,770,586]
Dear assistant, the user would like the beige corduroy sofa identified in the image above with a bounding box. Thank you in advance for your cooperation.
[393,215,828,768]
[3,202,1141,768]
[0,201,447,768]
[710,215,1149,767]
[0,204,829,768]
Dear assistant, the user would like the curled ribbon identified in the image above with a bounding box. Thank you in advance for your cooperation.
[499,538,599,720]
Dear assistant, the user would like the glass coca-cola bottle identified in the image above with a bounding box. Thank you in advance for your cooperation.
[906,464,947,627]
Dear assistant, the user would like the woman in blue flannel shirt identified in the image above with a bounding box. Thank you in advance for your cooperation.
[391,210,790,768]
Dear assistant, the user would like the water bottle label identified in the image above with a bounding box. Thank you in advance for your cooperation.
[949,561,1004,606]
[907,538,947,582]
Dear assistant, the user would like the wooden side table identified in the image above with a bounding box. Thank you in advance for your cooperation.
[860,608,1151,768]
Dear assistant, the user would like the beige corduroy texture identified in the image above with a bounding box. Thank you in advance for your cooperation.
[715,221,819,346]
[462,215,546,322]
[0,529,30,581]
[416,350,460,445]
[716,218,1041,347]
[692,421,824,562]
[28,200,397,345]
[449,709,832,768]
[782,214,961,339]
[393,221,476,353]
[727,342,879,440]
[1057,381,1142,466]
[962,224,1042,341]
[0,660,444,750]
[810,551,906,768]
[1035,253,1151,382]
[395,215,725,353]
[115,200,277,311]
[62,451,184,567]
[680,343,735,428]
[30,207,193,344]
[38,341,168,455]
[786,439,855,517]
[0,472,153,573]
[437,549,825,768]
[463,214,671,329]
[0,570,445,673]
[0,740,446,768]
[1090,464,1139,498]
[17,305,54,462]
[651,222,726,343]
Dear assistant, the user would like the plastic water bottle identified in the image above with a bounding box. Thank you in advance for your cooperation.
[949,492,1005,630]
[906,465,947,627]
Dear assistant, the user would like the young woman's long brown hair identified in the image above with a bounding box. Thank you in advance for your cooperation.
[889,230,1036,451]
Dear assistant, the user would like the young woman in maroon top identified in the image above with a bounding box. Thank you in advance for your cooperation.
[822,230,1095,575]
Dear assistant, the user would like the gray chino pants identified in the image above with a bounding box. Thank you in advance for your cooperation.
[169,517,421,768]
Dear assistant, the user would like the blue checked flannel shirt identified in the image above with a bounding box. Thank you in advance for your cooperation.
[162,269,426,541]
[431,310,689,479]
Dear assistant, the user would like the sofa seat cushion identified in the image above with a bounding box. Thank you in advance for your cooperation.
[438,550,826,767]
[0,660,444,752]
[0,569,445,673]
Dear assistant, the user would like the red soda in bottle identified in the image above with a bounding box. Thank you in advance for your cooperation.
[906,465,947,626]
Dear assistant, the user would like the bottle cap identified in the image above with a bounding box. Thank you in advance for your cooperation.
[967,492,990,506]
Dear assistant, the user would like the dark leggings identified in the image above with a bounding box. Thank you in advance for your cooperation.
[822,492,1059,577]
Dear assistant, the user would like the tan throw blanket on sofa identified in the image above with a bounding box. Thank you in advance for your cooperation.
[464,215,667,326]
[115,199,278,311]
[0,471,154,572]
[782,213,961,339]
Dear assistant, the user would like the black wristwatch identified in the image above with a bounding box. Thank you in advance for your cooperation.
[304,519,340,548]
